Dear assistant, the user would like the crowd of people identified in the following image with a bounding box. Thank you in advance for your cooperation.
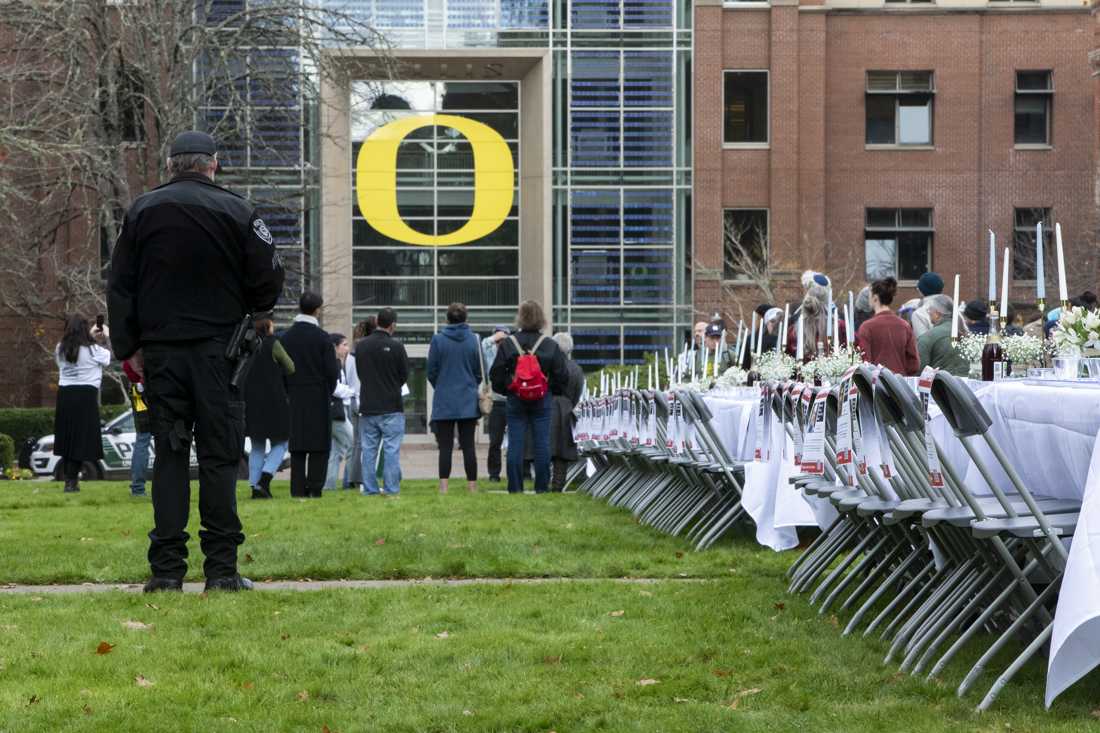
[692,270,1098,380]
[52,294,588,498]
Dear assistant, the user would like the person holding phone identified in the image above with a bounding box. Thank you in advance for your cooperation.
[53,314,111,493]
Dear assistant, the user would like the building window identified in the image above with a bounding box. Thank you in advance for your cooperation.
[865,71,934,146]
[864,208,933,281]
[723,71,768,145]
[1015,70,1052,146]
[1012,208,1052,280]
[722,209,768,280]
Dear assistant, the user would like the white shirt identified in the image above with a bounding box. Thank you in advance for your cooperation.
[56,344,111,388]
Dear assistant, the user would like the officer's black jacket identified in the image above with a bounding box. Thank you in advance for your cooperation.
[355,330,409,416]
[108,172,285,360]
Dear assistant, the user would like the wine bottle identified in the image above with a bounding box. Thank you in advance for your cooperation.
[981,312,1005,382]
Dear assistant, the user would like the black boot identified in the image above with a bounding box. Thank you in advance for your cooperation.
[250,485,265,500]
[258,471,274,498]
[63,479,80,493]
[143,577,183,593]
[204,574,254,592]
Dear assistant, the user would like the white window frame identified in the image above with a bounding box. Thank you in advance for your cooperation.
[722,69,770,149]
[864,70,936,150]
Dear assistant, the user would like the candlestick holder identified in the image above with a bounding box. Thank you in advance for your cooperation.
[1037,298,1046,317]
[1061,299,1070,311]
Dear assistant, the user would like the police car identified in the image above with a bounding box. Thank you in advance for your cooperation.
[29,410,282,481]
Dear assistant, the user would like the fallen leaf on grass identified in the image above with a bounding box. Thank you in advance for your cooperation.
[543,655,562,665]
[242,681,254,690]
[674,551,684,559]
[435,631,450,639]
[27,695,39,705]
[726,688,761,710]
[374,538,386,546]
[121,620,152,631]
[462,710,474,716]
[30,597,43,602]
[674,697,692,703]
[95,642,114,655]
[773,602,785,612]
[638,590,652,597]
[608,610,625,618]
[134,675,154,688]
[1091,708,1100,719]
[296,690,309,702]
[827,614,839,629]
[636,678,659,686]
[144,603,159,611]
[322,726,332,733]
[280,634,290,641]
[243,554,254,563]
[712,668,733,678]
[82,704,92,715]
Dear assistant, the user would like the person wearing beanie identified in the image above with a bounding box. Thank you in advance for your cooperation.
[962,299,990,336]
[905,271,945,340]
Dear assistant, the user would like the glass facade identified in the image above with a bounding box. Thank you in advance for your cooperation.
[342,0,692,368]
[200,0,692,369]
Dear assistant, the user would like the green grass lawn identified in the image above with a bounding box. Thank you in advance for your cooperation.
[1,479,1099,731]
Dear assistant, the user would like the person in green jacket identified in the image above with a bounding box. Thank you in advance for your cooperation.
[917,295,969,376]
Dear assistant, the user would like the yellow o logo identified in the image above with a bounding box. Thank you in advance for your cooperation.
[356,114,514,247]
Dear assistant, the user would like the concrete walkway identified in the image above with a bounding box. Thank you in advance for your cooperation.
[0,577,709,594]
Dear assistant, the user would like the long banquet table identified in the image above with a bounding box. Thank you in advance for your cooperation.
[702,379,1100,706]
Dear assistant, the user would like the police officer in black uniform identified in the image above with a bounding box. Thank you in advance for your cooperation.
[108,131,285,593]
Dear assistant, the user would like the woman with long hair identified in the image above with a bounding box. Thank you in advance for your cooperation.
[488,300,569,494]
[54,314,111,492]
[785,288,846,361]
[855,276,920,375]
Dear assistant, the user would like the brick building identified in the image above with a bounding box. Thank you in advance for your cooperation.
[693,0,1099,325]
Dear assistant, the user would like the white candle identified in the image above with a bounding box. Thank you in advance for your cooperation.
[951,273,960,339]
[779,304,789,353]
[634,364,639,390]
[1056,222,1068,303]
[844,304,853,346]
[796,315,804,361]
[715,331,725,378]
[750,312,758,353]
[1036,221,1045,301]
[737,327,748,367]
[1000,246,1010,321]
[848,290,854,328]
[826,289,833,338]
[833,305,840,353]
[734,322,743,365]
[664,348,670,388]
[756,316,765,357]
[988,229,997,304]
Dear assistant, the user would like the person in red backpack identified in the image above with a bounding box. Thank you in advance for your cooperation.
[489,300,569,494]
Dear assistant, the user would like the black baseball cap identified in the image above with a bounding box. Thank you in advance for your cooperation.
[169,131,222,172]
[704,323,723,338]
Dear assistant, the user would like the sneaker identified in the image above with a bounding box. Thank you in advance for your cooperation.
[143,577,183,593]
[130,490,147,497]
[204,575,254,592]
[250,487,268,500]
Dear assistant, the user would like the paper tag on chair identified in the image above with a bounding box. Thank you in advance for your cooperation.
[835,381,853,467]
[665,393,678,452]
[850,384,866,480]
[646,396,656,447]
[801,390,827,475]
[754,384,768,461]
[917,367,944,489]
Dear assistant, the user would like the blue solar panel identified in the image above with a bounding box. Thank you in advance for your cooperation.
[571,52,620,108]
[570,189,621,248]
[571,0,619,28]
[622,0,673,27]
[623,248,673,304]
[624,51,673,107]
[623,189,673,246]
[374,0,424,28]
[250,109,302,167]
[571,110,621,167]
[500,0,549,28]
[622,110,673,166]
[447,0,495,29]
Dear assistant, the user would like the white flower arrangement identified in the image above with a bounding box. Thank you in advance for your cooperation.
[806,347,862,383]
[715,366,749,389]
[1001,334,1045,364]
[954,333,987,364]
[1053,305,1100,355]
[755,350,798,383]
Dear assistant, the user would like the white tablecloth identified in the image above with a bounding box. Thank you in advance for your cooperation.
[704,389,832,552]
[706,380,1100,704]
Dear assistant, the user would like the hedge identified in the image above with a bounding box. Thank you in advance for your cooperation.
[0,434,14,471]
[0,404,128,451]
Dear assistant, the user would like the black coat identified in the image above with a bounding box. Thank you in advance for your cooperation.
[281,320,340,452]
[551,359,585,460]
[355,330,409,416]
[244,336,291,442]
[489,330,569,397]
[107,172,285,361]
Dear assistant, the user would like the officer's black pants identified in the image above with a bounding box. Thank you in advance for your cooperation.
[143,338,245,581]
[290,451,328,498]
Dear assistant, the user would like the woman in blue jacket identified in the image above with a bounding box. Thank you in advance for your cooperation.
[427,302,483,494]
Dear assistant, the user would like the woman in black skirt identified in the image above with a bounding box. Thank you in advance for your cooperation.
[54,314,111,492]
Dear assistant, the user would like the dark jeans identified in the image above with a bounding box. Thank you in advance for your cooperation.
[505,394,551,493]
[290,451,329,498]
[435,418,478,481]
[143,338,245,582]
[486,400,506,480]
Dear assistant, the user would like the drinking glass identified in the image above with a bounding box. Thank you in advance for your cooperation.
[1053,356,1081,380]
